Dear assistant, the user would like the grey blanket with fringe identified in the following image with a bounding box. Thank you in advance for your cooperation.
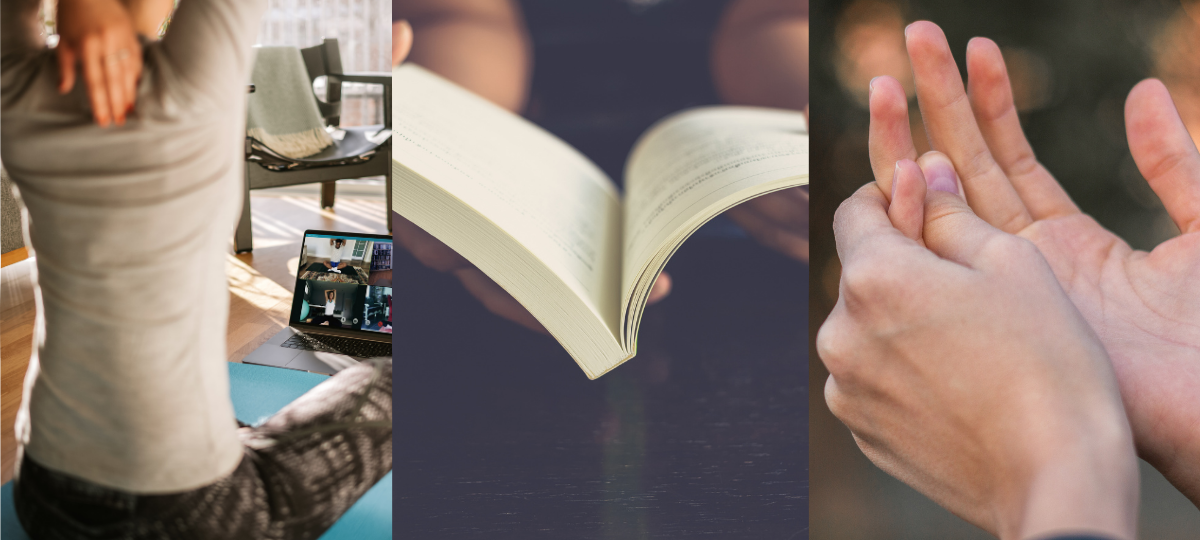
[247,46,333,158]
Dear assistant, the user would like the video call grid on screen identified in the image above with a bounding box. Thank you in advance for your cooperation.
[291,232,393,335]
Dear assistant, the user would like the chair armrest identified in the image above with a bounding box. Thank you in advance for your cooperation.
[336,72,391,86]
[329,72,392,129]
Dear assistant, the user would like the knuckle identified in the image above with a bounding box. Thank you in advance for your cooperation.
[1143,149,1188,185]
[102,26,125,42]
[960,146,999,182]
[927,88,970,115]
[815,310,865,383]
[1006,150,1042,180]
[922,201,961,233]
[972,87,1013,123]
[831,195,854,231]
[839,255,902,306]
[838,260,874,299]
[994,207,1031,233]
[832,184,879,230]
[814,318,846,374]
[979,233,1038,263]
[823,376,855,423]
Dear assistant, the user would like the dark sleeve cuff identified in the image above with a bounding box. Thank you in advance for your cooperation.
[1037,535,1123,540]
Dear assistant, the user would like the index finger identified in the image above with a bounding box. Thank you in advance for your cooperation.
[868,76,918,199]
[920,189,1009,270]
[103,49,128,125]
[81,40,113,126]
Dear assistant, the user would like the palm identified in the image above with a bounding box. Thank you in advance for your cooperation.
[1026,214,1200,353]
[1023,216,1200,488]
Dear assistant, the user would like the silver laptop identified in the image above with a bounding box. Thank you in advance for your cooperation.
[242,230,392,374]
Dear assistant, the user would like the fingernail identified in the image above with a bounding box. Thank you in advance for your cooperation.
[891,161,900,199]
[905,22,914,38]
[869,76,879,99]
[923,157,959,194]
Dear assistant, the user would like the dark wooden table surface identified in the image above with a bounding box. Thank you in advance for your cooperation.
[394,212,809,539]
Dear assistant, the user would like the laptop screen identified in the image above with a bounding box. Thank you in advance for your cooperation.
[289,231,393,335]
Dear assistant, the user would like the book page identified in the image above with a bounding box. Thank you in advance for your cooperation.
[393,65,624,335]
[622,106,808,319]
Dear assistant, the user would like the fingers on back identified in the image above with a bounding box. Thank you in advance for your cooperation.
[57,46,78,94]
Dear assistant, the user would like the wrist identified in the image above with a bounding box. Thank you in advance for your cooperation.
[1023,535,1129,540]
[1002,421,1139,540]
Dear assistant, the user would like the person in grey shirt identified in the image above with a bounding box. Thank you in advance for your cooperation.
[1,0,392,537]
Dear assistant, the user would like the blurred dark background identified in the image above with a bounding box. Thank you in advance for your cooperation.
[809,0,1200,538]
[397,1,808,538]
[521,0,728,182]
[396,233,807,539]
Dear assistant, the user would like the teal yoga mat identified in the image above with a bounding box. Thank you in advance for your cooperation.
[1,362,392,539]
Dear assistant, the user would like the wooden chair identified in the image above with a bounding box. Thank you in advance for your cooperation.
[238,38,391,253]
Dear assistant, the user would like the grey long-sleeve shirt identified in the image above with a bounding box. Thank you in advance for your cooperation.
[1,0,267,493]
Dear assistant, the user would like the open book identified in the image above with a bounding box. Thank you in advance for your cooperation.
[393,64,808,379]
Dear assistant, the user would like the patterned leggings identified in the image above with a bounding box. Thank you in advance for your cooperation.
[13,358,393,540]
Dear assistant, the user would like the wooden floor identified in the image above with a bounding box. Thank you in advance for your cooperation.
[0,186,388,484]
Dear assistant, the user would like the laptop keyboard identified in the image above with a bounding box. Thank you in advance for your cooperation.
[281,333,391,358]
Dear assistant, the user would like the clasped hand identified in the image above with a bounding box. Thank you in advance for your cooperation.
[820,20,1200,540]
[56,0,144,126]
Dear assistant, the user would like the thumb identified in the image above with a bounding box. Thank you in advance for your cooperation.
[1125,78,1200,235]
[57,43,77,94]
[393,20,413,66]
[917,154,1003,268]
[646,272,672,304]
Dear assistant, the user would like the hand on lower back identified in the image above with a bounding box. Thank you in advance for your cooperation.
[56,0,143,126]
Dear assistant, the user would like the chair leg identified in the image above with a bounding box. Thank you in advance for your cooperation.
[236,166,254,253]
[320,181,336,209]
